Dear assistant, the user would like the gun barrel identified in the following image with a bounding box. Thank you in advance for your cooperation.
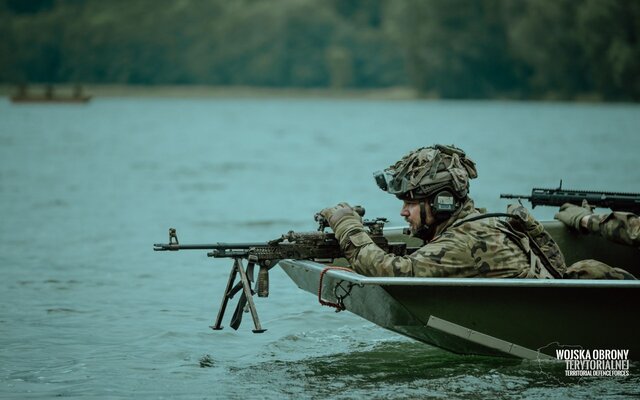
[499,194,531,200]
[153,242,268,251]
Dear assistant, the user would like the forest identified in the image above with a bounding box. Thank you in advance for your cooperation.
[1,0,639,100]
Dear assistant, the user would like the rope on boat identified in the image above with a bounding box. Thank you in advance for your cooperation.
[318,266,356,312]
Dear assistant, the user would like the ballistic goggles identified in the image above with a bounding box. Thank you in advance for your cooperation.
[374,169,458,200]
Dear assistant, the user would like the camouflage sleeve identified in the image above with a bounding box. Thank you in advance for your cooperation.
[332,217,476,277]
[587,212,640,247]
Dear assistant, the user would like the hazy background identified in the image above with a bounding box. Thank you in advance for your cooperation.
[2,97,638,399]
[1,0,639,101]
[2,1,640,398]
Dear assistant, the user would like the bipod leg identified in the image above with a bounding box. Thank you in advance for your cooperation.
[210,258,240,331]
[236,256,266,333]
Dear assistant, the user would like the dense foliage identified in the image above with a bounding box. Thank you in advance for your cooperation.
[1,0,638,100]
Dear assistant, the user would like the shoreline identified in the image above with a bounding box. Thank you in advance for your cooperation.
[0,84,419,100]
[1,84,636,104]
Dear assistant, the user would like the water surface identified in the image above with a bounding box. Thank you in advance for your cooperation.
[1,97,639,398]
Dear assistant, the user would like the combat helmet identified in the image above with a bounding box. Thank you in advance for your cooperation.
[374,144,478,201]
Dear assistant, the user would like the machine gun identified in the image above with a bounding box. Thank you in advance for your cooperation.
[153,206,407,333]
[500,181,640,214]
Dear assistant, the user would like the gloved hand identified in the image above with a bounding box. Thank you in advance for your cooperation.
[317,202,361,231]
[318,203,370,262]
[554,202,593,231]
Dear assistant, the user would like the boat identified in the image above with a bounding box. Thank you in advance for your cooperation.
[279,221,640,360]
[11,95,91,104]
[10,84,91,104]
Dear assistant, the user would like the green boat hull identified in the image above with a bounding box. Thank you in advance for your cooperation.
[279,221,640,359]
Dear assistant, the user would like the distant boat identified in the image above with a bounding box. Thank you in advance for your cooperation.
[10,84,91,104]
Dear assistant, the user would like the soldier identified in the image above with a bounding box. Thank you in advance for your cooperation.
[555,203,640,247]
[554,203,638,279]
[318,144,564,278]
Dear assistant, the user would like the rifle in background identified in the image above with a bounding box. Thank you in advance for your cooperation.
[500,181,640,214]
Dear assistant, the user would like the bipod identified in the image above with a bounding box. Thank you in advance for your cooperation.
[210,255,266,333]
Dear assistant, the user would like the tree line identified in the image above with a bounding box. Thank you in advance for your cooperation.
[1,0,638,100]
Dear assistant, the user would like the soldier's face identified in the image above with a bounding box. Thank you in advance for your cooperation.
[400,200,435,234]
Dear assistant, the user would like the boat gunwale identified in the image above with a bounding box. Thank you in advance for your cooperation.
[280,259,640,288]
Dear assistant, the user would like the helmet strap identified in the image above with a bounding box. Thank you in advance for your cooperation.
[420,201,427,228]
[412,201,432,242]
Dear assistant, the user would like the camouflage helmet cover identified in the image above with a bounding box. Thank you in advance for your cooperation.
[375,144,478,200]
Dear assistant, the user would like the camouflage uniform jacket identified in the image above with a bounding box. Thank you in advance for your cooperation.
[585,212,640,247]
[334,199,555,278]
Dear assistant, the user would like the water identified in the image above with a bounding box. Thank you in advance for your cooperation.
[1,96,639,399]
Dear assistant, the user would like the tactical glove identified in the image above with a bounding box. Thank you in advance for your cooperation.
[318,202,361,232]
[554,202,593,231]
[318,202,372,260]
